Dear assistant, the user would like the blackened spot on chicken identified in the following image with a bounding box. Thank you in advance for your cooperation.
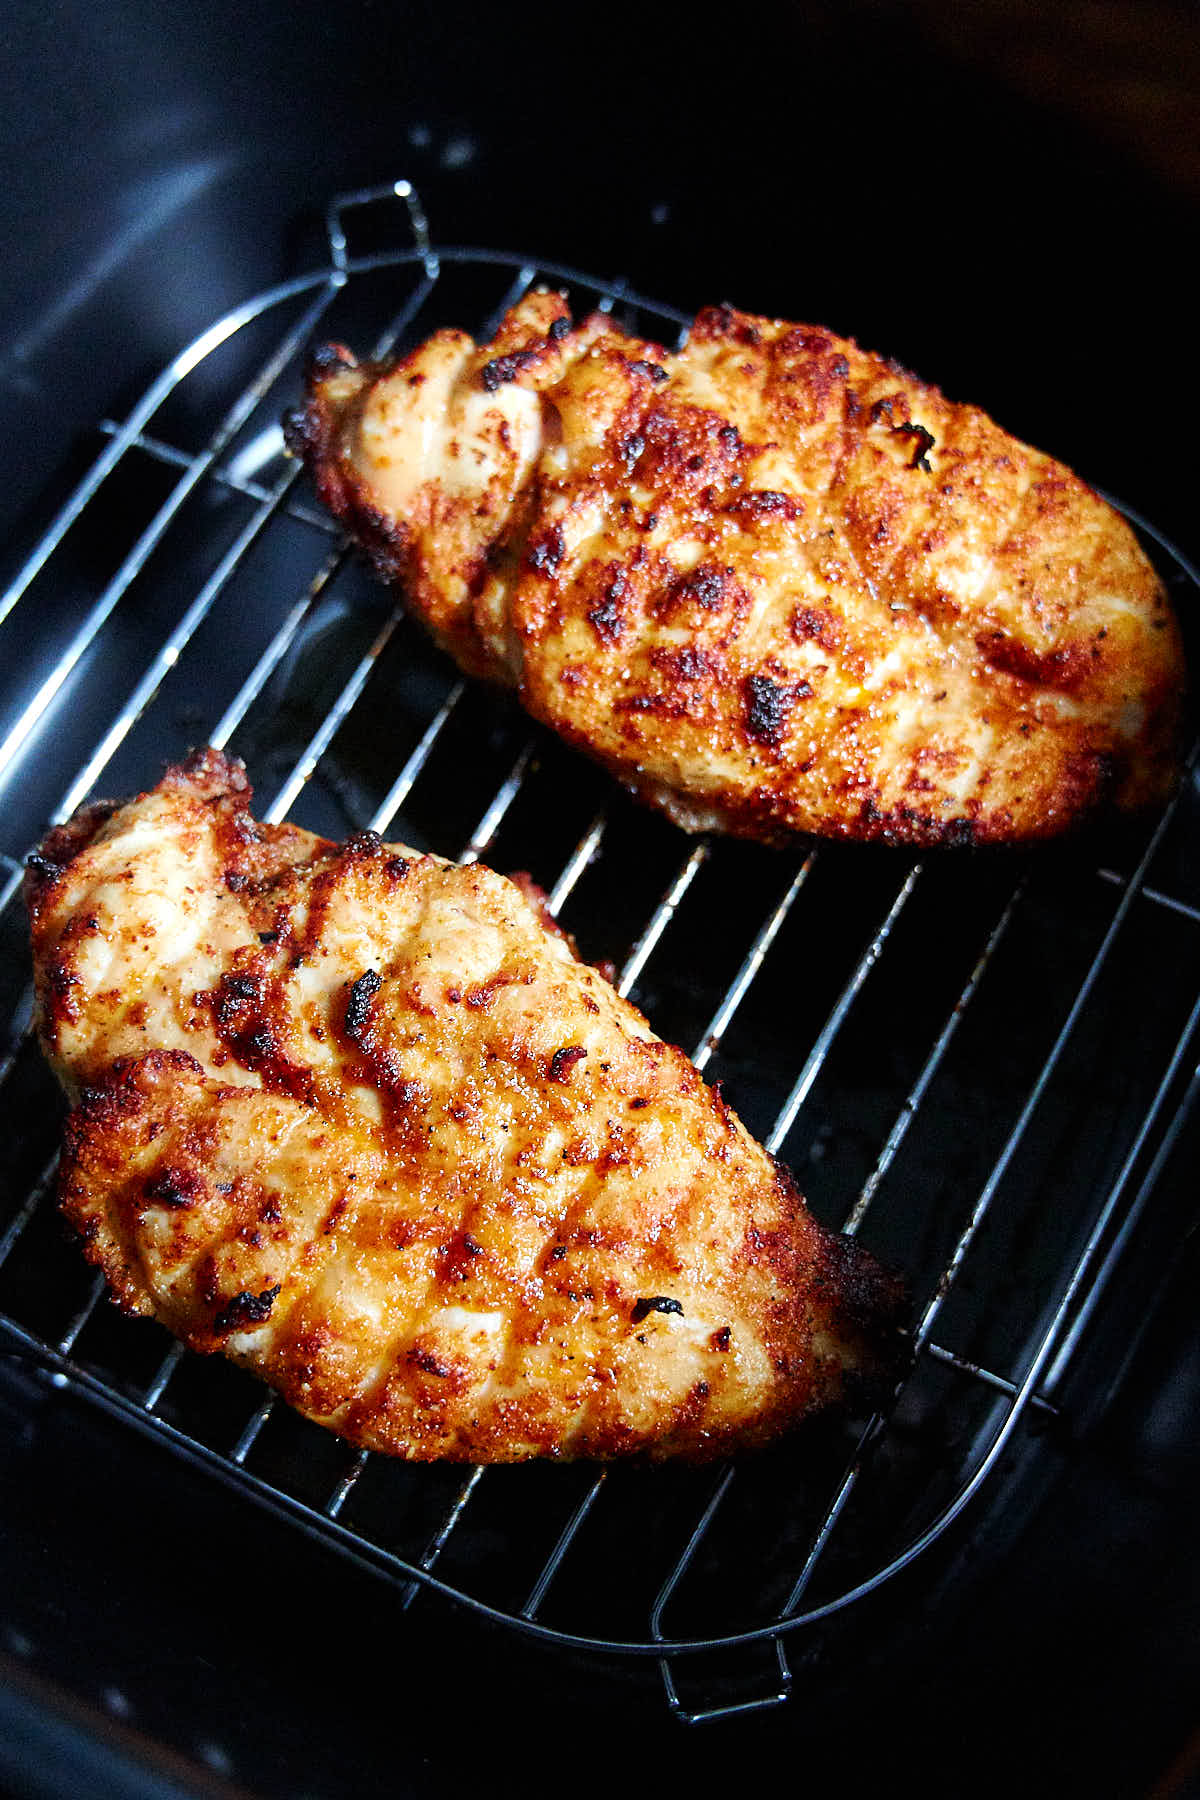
[548,1045,587,1082]
[144,1167,203,1210]
[385,856,411,880]
[652,645,716,683]
[224,870,249,892]
[213,1284,281,1335]
[346,830,383,858]
[309,342,357,378]
[875,409,936,472]
[629,359,668,383]
[24,802,118,907]
[549,317,572,341]
[897,423,936,471]
[215,973,261,1016]
[344,970,382,1047]
[711,1325,733,1352]
[282,402,322,460]
[856,796,984,847]
[694,566,729,608]
[744,674,810,746]
[790,605,840,651]
[660,563,731,619]
[528,525,566,573]
[588,573,629,645]
[48,963,80,1015]
[619,432,646,473]
[632,1296,684,1324]
[257,931,278,945]
[618,692,688,719]
[782,327,830,355]
[731,489,803,523]
[830,354,850,378]
[208,964,314,1101]
[245,1027,277,1062]
[480,347,541,392]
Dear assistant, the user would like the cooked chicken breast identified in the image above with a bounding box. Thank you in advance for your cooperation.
[25,750,903,1461]
[287,292,1184,845]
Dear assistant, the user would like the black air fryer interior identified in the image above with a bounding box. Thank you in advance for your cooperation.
[2,6,1199,1797]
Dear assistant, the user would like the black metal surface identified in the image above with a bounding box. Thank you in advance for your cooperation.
[2,4,1199,1795]
[2,1184,1198,1798]
[1,219,1196,1677]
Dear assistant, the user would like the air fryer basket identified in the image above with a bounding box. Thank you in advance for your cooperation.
[1,184,1197,1724]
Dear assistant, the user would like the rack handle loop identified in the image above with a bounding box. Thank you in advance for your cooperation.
[659,1640,792,1724]
[325,179,436,280]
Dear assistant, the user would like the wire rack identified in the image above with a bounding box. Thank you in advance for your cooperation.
[1,181,1198,1723]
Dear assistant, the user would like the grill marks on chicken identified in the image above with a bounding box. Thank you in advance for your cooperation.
[288,293,1183,845]
[26,750,904,1462]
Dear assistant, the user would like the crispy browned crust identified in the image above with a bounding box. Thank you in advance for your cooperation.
[284,344,436,649]
[57,1056,907,1459]
[282,293,609,682]
[287,297,1185,847]
[31,751,907,1463]
[24,799,120,921]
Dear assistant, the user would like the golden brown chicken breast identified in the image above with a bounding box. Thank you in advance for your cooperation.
[287,292,1184,845]
[25,750,904,1462]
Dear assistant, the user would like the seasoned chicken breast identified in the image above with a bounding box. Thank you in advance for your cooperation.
[25,750,904,1462]
[287,292,1184,845]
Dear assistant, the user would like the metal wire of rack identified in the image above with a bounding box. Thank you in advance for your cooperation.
[0,181,1198,1724]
